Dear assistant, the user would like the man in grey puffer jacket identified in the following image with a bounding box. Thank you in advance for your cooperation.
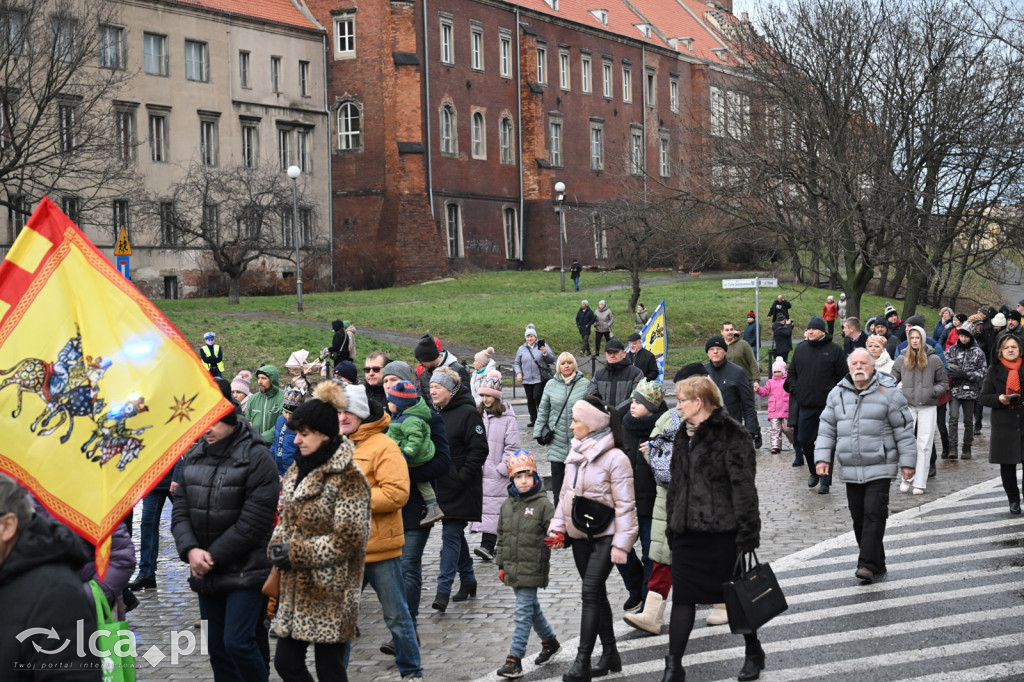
[815,349,916,584]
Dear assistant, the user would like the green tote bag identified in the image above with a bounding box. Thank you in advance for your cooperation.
[88,580,137,682]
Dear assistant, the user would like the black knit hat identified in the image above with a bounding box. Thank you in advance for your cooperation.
[705,336,727,352]
[674,362,709,382]
[414,334,440,362]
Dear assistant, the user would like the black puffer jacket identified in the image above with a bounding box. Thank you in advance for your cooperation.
[704,359,758,436]
[401,409,453,531]
[666,408,760,550]
[437,384,488,521]
[0,515,100,680]
[786,334,848,408]
[587,360,644,415]
[172,421,280,594]
[622,406,665,517]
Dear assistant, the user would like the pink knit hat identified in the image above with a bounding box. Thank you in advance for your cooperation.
[230,370,252,396]
[771,357,787,374]
[572,399,610,432]
[478,370,503,398]
[474,346,495,366]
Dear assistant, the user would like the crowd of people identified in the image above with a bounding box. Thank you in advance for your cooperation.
[5,291,1024,682]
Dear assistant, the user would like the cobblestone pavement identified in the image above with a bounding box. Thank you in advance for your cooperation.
[126,395,1006,681]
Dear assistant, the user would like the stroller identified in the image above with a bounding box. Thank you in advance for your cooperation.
[285,349,329,394]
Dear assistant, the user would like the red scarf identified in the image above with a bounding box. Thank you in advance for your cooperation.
[1001,357,1021,407]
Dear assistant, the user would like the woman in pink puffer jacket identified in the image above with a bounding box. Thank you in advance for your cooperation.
[754,357,794,454]
[547,396,638,680]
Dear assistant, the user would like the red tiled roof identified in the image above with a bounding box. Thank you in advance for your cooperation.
[629,0,736,62]
[165,0,321,31]
[507,0,668,48]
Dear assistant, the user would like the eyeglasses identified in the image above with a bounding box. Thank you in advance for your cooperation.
[364,366,383,373]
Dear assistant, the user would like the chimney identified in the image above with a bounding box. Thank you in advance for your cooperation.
[718,0,733,12]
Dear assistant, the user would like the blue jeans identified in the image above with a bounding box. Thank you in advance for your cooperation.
[615,516,652,600]
[363,558,422,678]
[198,588,268,682]
[437,520,475,595]
[510,587,554,659]
[400,526,432,622]
[138,487,170,578]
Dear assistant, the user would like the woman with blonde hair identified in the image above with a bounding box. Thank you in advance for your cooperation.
[891,326,948,495]
[534,352,591,501]
[866,334,894,375]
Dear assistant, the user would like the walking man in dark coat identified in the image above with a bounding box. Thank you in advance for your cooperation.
[703,336,761,448]
[576,300,597,355]
[626,333,659,381]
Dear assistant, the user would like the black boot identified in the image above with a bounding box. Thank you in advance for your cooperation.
[737,640,765,681]
[562,649,591,682]
[591,645,621,677]
[452,582,477,602]
[661,656,685,682]
[431,592,450,613]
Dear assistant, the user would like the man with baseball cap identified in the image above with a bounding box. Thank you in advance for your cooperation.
[587,338,644,416]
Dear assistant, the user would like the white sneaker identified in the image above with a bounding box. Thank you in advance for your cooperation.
[899,478,912,493]
[913,487,925,495]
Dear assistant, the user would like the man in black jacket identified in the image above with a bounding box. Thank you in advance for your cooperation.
[842,317,869,356]
[626,333,659,380]
[767,295,792,323]
[0,474,100,680]
[576,300,597,355]
[786,316,848,494]
[587,338,644,416]
[172,380,280,682]
[703,336,761,448]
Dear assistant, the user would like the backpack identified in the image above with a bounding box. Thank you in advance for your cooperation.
[648,409,680,487]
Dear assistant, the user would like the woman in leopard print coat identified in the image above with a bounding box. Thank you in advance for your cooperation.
[270,381,371,681]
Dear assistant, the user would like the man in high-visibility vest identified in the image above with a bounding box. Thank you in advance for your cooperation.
[199,331,225,378]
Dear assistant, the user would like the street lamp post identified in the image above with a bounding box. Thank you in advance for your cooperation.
[287,165,303,312]
[555,181,566,293]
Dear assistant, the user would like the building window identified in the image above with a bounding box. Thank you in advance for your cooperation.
[296,129,311,172]
[271,56,282,92]
[282,208,295,248]
[471,111,485,159]
[590,122,603,171]
[0,97,10,150]
[116,108,136,164]
[499,116,513,164]
[241,121,259,168]
[185,40,209,82]
[113,199,130,242]
[149,113,167,162]
[51,16,76,63]
[504,207,520,259]
[144,33,168,76]
[440,104,456,155]
[300,208,312,245]
[602,61,612,98]
[630,127,642,175]
[58,103,77,153]
[1,10,27,56]
[200,117,219,166]
[500,33,512,78]
[581,55,592,93]
[334,14,355,58]
[471,25,483,71]
[337,102,361,151]
[646,69,656,107]
[297,61,310,97]
[99,25,125,69]
[727,90,750,140]
[164,276,178,299]
[559,49,570,90]
[549,119,562,167]
[536,46,546,84]
[445,203,462,257]
[659,133,670,177]
[593,213,607,260]
[278,128,291,171]
[239,51,250,88]
[622,65,632,102]
[440,17,454,65]
[710,86,724,137]
[160,201,177,246]
[9,196,29,238]
[669,77,678,112]
[61,196,80,224]
[203,203,220,243]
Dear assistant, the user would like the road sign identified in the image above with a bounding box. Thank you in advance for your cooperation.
[114,225,132,256]
[116,256,130,281]
[723,277,778,289]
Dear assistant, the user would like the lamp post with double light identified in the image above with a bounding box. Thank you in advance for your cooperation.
[555,181,566,292]
[287,165,303,311]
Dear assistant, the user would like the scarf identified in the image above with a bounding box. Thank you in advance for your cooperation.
[1001,357,1021,407]
[295,437,339,484]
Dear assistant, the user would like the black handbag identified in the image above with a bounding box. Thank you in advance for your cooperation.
[537,377,577,445]
[529,346,553,384]
[569,466,615,538]
[722,551,788,634]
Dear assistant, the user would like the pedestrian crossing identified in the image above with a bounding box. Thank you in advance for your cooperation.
[488,478,1024,681]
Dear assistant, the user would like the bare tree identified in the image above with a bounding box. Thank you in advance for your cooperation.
[0,0,140,230]
[143,162,322,304]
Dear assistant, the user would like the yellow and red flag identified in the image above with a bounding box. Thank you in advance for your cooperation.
[0,197,230,578]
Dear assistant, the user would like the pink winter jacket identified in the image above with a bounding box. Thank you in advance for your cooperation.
[549,430,638,552]
[755,375,790,420]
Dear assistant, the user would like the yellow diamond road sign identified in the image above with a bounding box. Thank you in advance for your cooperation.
[114,225,132,256]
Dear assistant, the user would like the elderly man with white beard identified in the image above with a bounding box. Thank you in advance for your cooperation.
[814,349,917,584]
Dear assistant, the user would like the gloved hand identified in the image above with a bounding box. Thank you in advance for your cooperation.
[948,369,967,380]
[498,568,505,583]
[752,431,763,449]
[544,531,565,548]
[269,542,292,571]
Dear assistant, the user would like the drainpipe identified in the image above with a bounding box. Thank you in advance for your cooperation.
[516,7,524,266]
[641,45,648,204]
[423,0,435,219]
[322,32,334,288]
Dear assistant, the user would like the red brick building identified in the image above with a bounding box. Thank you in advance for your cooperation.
[302,0,748,288]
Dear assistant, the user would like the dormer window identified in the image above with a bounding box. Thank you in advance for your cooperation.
[589,9,608,25]
[543,0,559,10]
[711,47,728,61]
[635,23,651,39]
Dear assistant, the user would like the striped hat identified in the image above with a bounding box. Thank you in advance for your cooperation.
[478,370,503,398]
[506,449,537,476]
[386,380,419,411]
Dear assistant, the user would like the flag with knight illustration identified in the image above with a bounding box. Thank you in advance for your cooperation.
[640,299,666,383]
[0,197,231,577]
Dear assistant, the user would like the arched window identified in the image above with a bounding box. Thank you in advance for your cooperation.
[337,102,361,150]
[471,111,485,159]
[499,117,514,164]
[440,105,456,155]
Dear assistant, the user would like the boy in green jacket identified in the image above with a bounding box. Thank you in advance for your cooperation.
[495,450,560,677]
[386,380,444,525]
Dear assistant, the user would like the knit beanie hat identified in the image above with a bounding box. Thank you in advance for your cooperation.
[673,362,709,382]
[993,313,1007,327]
[867,334,887,348]
[333,360,357,384]
[747,311,756,319]
[474,346,495,366]
[230,370,252,396]
[414,334,441,362]
[705,335,728,352]
[478,370,503,398]
[956,326,973,339]
[506,449,538,476]
[905,313,926,328]
[382,360,414,384]
[631,379,664,413]
[214,377,239,426]
[807,316,827,332]
[342,383,371,419]
[525,324,538,339]
[429,366,460,395]
[772,357,787,373]
[283,386,306,410]
[884,303,898,319]
[289,380,347,439]
[1009,310,1022,323]
[386,380,419,411]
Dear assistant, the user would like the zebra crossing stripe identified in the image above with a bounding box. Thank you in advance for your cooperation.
[899,661,1024,681]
